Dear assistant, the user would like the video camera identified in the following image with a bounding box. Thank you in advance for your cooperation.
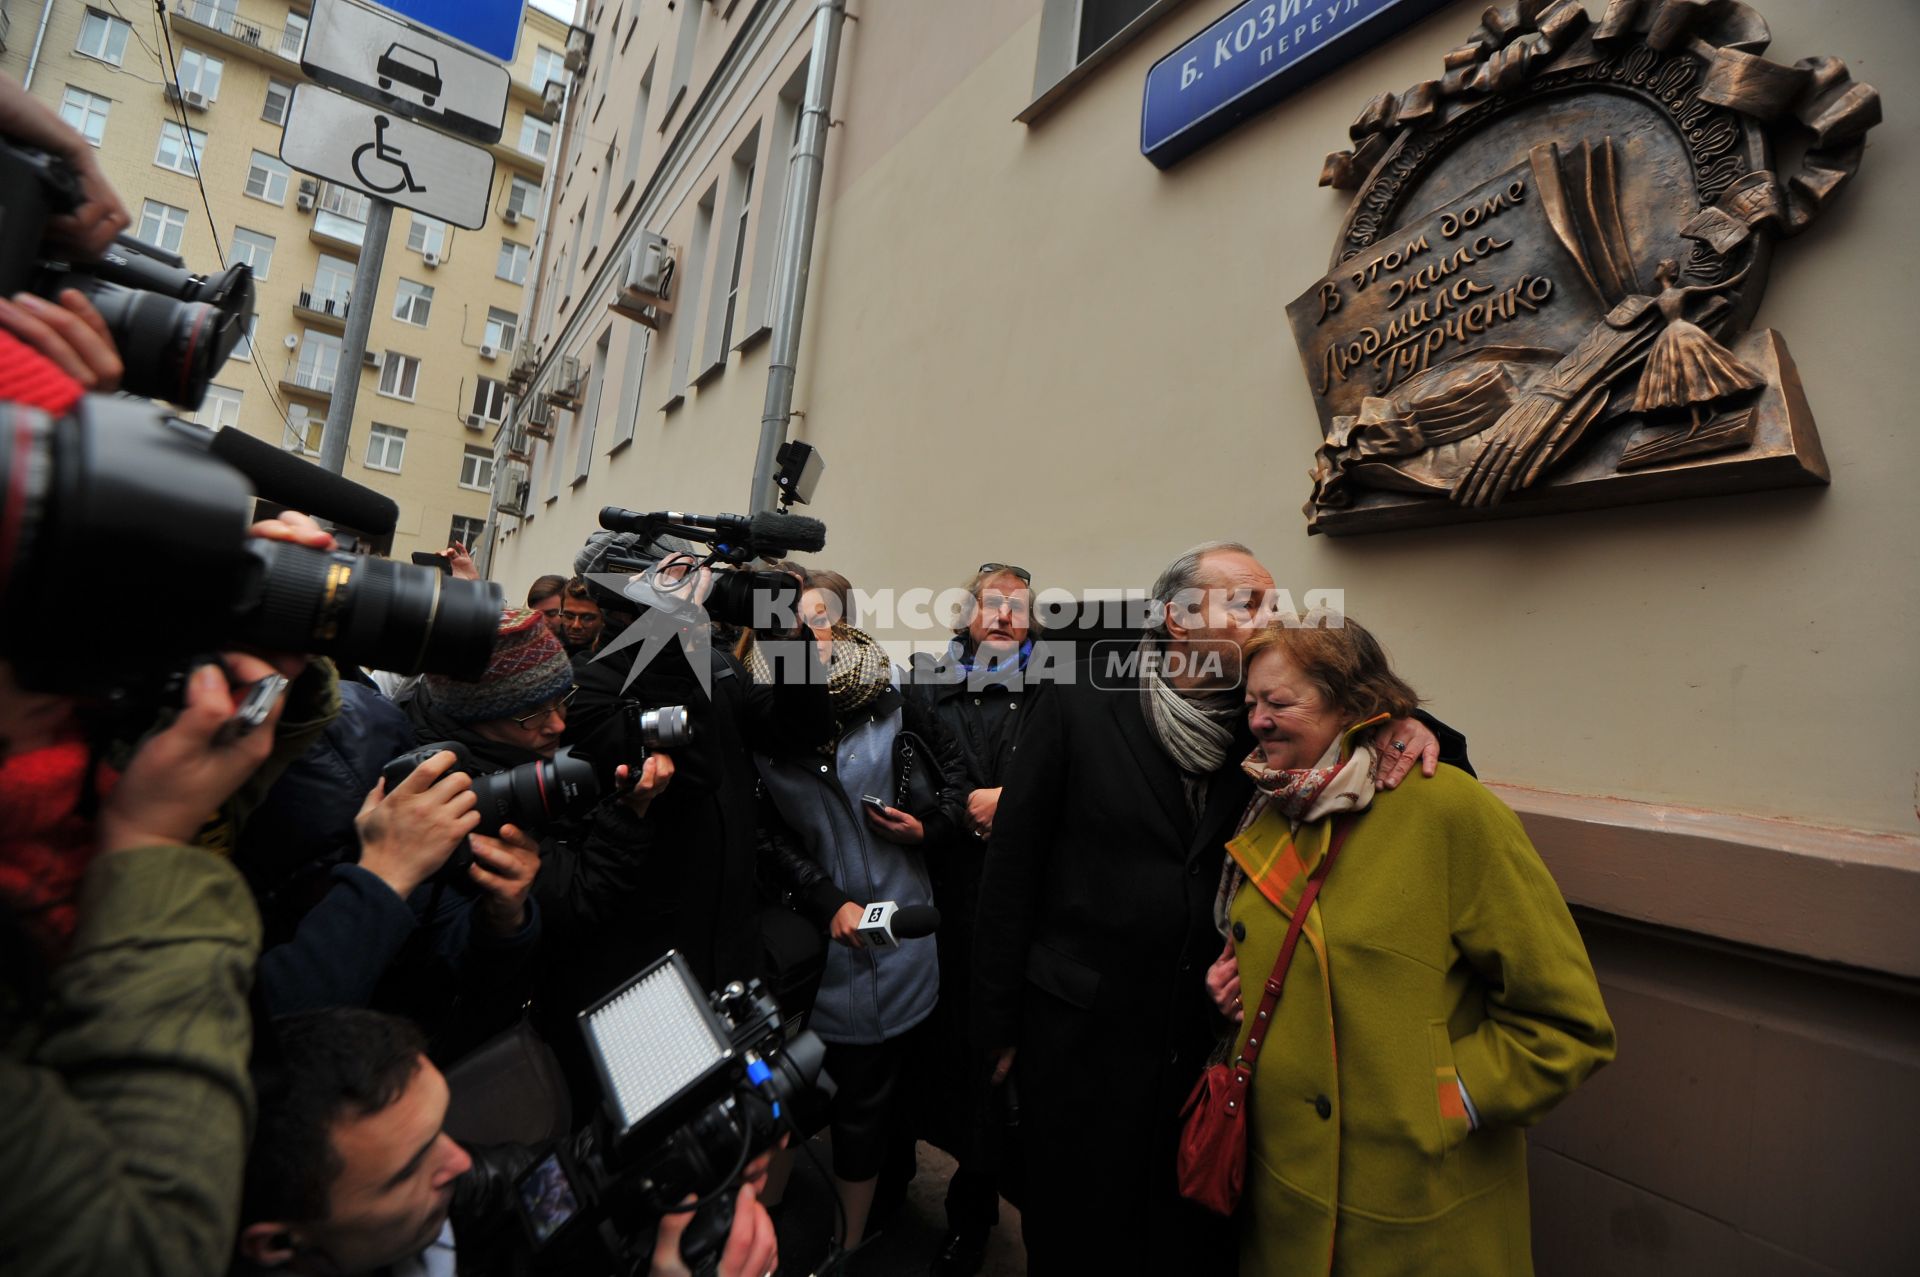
[0,396,503,694]
[514,953,834,1275]
[595,507,826,630]
[0,137,256,410]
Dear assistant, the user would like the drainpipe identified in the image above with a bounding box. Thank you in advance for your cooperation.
[749,0,848,513]
[23,0,58,90]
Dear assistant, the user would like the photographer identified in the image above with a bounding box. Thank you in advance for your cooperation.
[235,1007,779,1277]
[0,644,289,1275]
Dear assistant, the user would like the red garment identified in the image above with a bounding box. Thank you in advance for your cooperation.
[0,328,86,416]
[0,733,118,958]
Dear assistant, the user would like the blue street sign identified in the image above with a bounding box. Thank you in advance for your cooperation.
[1141,0,1449,169]
[369,0,525,64]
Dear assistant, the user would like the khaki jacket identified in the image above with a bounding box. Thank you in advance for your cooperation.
[1228,764,1615,1276]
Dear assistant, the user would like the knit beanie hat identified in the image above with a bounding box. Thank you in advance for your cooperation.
[425,607,574,725]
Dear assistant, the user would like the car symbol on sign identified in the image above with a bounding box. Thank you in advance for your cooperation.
[376,44,442,107]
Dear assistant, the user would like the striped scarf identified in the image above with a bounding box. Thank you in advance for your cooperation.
[822,622,891,749]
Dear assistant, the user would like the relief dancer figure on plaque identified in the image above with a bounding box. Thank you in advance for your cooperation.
[1615,259,1766,469]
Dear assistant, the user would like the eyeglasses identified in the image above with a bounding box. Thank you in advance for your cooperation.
[978,562,1031,583]
[979,592,1031,616]
[511,688,575,728]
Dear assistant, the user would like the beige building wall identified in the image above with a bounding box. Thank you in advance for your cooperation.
[2,0,571,559]
[492,3,1920,1268]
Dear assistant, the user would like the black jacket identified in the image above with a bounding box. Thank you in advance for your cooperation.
[972,675,1468,1272]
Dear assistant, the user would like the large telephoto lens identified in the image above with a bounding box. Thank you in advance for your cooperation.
[238,541,504,679]
[469,746,600,834]
[705,569,801,630]
[70,278,239,409]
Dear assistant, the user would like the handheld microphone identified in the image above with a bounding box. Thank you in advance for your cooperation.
[854,902,941,949]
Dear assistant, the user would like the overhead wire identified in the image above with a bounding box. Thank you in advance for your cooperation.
[147,0,293,427]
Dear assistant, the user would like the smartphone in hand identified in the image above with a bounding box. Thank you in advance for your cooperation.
[410,551,453,574]
[860,794,891,816]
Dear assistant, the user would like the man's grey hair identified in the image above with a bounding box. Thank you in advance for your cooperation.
[1146,540,1253,636]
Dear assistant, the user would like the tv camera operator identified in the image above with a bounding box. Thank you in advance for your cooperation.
[0,73,509,1272]
[554,511,834,1061]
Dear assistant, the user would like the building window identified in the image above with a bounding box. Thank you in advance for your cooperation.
[393,279,434,326]
[406,214,448,258]
[377,352,420,400]
[286,410,323,455]
[155,121,208,175]
[263,78,293,125]
[310,254,354,310]
[228,228,276,281]
[233,314,259,361]
[669,183,715,402]
[195,384,243,431]
[718,150,755,356]
[295,329,343,393]
[247,150,291,204]
[506,176,541,221]
[483,307,519,354]
[497,241,530,284]
[530,45,566,92]
[136,200,189,254]
[178,49,224,101]
[449,514,486,549]
[76,9,131,65]
[59,87,111,146]
[459,444,495,490]
[473,377,509,422]
[518,116,553,159]
[281,11,308,60]
[664,0,702,124]
[365,423,407,473]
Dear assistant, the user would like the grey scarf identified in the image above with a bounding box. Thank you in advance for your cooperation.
[1136,635,1241,817]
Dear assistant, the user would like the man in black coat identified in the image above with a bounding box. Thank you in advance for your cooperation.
[973,543,1469,1275]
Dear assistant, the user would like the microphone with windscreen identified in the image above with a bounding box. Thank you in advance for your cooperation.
[161,420,401,538]
[854,902,941,949]
[598,506,827,559]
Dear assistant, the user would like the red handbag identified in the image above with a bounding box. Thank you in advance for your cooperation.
[1177,815,1354,1216]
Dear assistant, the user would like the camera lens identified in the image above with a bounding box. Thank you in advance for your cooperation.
[704,569,801,629]
[67,278,237,409]
[238,541,504,679]
[636,705,691,750]
[468,747,599,834]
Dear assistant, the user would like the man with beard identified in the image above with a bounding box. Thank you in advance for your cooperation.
[973,542,1470,1275]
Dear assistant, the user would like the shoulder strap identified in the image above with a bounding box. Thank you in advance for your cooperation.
[1233,814,1355,1077]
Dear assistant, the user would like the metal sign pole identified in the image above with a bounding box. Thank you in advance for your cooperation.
[319,197,393,475]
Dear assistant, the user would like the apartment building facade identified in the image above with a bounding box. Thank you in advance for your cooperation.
[1,0,570,557]
[491,2,1919,1272]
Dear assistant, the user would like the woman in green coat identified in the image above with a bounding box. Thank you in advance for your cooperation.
[1204,621,1615,1276]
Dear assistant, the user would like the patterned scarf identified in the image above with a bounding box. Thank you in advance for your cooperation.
[1136,635,1241,817]
[1213,714,1385,934]
[822,622,892,749]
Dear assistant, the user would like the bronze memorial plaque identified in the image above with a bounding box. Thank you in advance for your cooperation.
[1288,0,1881,535]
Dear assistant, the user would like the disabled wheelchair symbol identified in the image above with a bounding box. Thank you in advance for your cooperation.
[352,115,427,196]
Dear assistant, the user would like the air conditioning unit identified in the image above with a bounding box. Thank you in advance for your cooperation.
[182,89,210,110]
[525,402,554,438]
[364,351,384,369]
[299,177,320,196]
[502,207,521,225]
[498,477,530,517]
[479,344,499,361]
[423,251,442,268]
[564,26,591,72]
[544,355,583,409]
[296,191,315,211]
[465,412,486,430]
[541,79,566,120]
[610,232,676,327]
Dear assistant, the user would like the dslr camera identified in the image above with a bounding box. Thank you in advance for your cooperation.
[0,137,256,410]
[379,706,690,887]
[513,953,834,1275]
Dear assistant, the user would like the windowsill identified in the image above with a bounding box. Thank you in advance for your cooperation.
[245,190,287,207]
[733,322,770,354]
[364,463,403,475]
[582,246,597,273]
[375,392,416,403]
[608,435,633,456]
[395,319,430,329]
[659,83,687,133]
[570,473,590,487]
[661,391,685,413]
[613,179,635,215]
[458,483,491,493]
[1015,0,1190,126]
[690,354,726,389]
